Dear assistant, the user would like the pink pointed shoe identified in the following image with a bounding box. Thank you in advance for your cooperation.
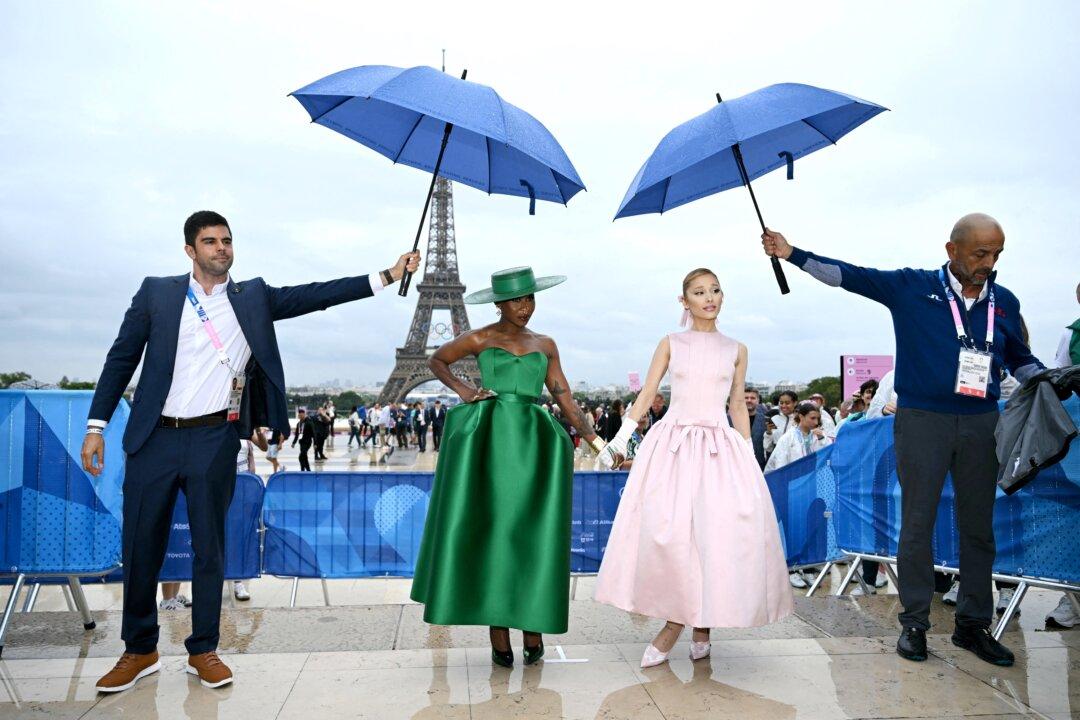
[640,644,670,668]
[690,641,712,660]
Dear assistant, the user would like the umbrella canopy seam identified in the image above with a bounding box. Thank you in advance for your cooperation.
[393,114,427,164]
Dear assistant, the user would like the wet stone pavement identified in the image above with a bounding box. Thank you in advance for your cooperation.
[1,443,1077,718]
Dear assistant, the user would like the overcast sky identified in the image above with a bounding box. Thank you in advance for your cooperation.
[2,1,1077,389]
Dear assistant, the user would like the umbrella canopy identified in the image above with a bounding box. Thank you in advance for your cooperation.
[615,83,886,219]
[292,65,586,206]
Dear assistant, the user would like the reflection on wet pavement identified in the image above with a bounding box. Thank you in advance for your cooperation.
[1,443,1076,718]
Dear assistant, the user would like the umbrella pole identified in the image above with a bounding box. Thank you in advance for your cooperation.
[717,94,791,295]
[398,121,453,297]
[399,68,468,297]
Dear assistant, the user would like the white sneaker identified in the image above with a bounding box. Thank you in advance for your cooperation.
[851,584,876,596]
[1047,594,1080,628]
[233,581,250,601]
[996,587,1019,616]
[875,571,889,588]
[942,581,960,606]
[641,644,670,668]
[789,572,808,589]
[158,597,186,611]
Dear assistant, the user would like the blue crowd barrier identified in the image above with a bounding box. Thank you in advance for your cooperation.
[158,473,265,582]
[764,445,842,567]
[0,391,124,576]
[263,472,433,578]
[830,397,1080,585]
[571,471,628,572]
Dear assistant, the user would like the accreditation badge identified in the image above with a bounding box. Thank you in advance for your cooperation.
[955,349,992,398]
[227,372,246,422]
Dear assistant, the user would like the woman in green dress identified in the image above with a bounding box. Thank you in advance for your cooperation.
[410,266,612,667]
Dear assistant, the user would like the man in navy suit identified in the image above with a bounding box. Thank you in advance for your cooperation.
[81,211,419,693]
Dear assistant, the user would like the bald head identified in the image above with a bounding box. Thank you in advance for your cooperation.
[946,213,1005,294]
[950,213,1004,246]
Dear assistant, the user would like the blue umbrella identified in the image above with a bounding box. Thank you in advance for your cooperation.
[292,65,586,295]
[615,83,887,294]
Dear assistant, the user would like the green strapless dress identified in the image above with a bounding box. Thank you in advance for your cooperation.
[410,347,574,633]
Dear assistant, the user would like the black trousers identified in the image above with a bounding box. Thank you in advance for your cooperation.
[894,407,999,630]
[122,423,239,655]
[432,425,443,450]
[297,439,312,471]
[416,424,426,451]
[314,434,327,459]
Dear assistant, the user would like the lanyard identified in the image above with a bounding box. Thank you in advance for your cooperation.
[186,286,235,370]
[939,269,995,351]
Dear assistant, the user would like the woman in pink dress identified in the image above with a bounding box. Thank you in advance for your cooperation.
[594,268,793,667]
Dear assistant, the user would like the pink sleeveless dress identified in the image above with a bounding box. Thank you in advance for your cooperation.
[594,330,793,628]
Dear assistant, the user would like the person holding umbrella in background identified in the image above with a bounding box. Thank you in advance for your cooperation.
[762,214,1044,666]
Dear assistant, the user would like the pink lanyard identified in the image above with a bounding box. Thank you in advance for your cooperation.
[186,286,234,369]
[939,269,995,351]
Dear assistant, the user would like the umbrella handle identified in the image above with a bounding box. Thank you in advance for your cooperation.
[771,256,791,295]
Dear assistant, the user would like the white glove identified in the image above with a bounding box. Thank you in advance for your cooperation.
[608,416,638,457]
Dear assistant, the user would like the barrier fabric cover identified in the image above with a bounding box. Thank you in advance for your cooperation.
[764,445,841,567]
[158,473,264,582]
[831,397,1080,584]
[263,472,434,578]
[0,391,124,575]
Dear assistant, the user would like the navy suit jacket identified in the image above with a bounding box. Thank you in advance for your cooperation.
[89,273,374,455]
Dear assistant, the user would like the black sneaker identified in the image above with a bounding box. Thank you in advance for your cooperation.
[951,626,1014,666]
[896,626,927,661]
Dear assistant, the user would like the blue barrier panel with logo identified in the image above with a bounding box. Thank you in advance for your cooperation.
[831,398,1080,584]
[263,472,433,578]
[0,390,124,576]
[763,445,842,567]
[158,473,264,582]
[571,471,628,572]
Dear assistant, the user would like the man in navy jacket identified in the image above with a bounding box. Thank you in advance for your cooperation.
[81,210,418,693]
[763,213,1042,667]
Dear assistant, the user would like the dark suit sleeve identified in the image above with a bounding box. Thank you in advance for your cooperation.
[267,275,375,321]
[88,278,152,423]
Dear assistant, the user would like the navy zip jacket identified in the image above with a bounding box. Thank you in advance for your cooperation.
[787,247,1043,415]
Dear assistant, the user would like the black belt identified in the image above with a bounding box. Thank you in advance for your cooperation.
[159,409,229,429]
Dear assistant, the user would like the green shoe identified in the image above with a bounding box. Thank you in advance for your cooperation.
[491,647,514,668]
[523,640,544,665]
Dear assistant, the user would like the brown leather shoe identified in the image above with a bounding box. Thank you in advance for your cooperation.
[96,651,161,693]
[187,651,233,688]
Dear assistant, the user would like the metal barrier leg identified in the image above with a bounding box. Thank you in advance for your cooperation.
[805,562,833,597]
[290,578,299,608]
[61,584,76,612]
[0,574,27,657]
[1068,592,1080,617]
[835,559,862,597]
[321,579,330,607]
[883,562,900,588]
[993,581,1028,641]
[21,583,41,613]
[67,577,96,630]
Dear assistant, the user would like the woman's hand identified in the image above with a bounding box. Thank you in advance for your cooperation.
[812,427,825,440]
[458,387,498,404]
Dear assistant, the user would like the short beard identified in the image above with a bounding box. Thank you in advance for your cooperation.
[196,256,232,279]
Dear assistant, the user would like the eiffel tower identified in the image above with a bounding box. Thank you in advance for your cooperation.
[378,178,481,404]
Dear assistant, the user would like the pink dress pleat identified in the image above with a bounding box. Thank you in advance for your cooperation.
[594,330,794,628]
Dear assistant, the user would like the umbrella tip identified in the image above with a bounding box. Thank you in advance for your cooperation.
[715,92,723,103]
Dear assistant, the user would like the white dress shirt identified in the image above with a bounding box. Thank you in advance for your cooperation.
[90,271,387,427]
[162,276,253,419]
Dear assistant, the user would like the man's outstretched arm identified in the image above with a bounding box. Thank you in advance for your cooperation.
[268,251,420,320]
[762,229,907,307]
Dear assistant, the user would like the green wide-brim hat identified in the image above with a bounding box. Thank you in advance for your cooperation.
[463,266,567,304]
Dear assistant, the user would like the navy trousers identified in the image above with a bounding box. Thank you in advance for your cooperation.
[894,407,999,631]
[122,422,239,655]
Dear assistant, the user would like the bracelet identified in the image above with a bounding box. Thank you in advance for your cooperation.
[381,269,394,286]
[589,437,605,454]
[86,427,103,435]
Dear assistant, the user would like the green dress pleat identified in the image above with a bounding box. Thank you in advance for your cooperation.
[410,347,574,633]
